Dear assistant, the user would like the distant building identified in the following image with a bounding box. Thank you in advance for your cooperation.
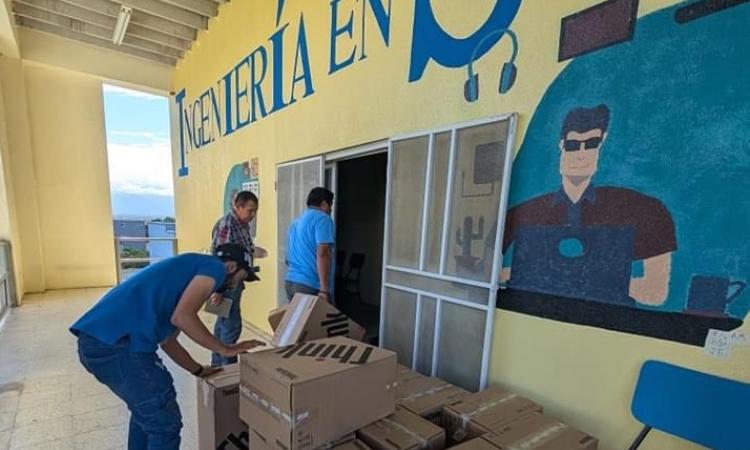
[147,221,177,260]
[113,219,147,251]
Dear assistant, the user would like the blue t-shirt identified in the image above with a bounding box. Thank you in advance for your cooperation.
[285,208,335,290]
[70,253,226,352]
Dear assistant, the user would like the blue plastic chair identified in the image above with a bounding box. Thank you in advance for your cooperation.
[629,360,750,450]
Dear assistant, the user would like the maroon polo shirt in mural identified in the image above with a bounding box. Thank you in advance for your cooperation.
[503,185,677,260]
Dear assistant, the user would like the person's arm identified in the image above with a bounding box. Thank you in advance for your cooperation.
[314,215,336,302]
[253,245,268,258]
[160,331,221,377]
[316,244,332,301]
[629,252,671,305]
[210,219,231,253]
[171,275,264,357]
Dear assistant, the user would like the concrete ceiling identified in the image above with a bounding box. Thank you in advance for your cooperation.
[11,0,225,66]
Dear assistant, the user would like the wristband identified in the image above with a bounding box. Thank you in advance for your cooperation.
[192,365,203,376]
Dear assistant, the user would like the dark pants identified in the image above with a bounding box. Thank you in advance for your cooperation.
[284,281,319,302]
[77,333,182,450]
[211,282,245,367]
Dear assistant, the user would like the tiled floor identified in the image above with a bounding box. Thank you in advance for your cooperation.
[0,288,269,450]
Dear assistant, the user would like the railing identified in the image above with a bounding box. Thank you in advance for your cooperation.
[0,240,17,314]
[114,237,178,284]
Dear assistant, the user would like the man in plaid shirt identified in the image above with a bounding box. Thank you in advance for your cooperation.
[209,191,267,366]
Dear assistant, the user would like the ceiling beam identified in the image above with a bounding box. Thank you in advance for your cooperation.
[120,0,207,30]
[14,3,183,59]
[15,0,189,51]
[59,0,196,41]
[158,0,217,18]
[16,16,176,65]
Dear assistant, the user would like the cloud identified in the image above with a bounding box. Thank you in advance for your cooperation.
[103,84,166,101]
[107,140,174,196]
[108,130,170,145]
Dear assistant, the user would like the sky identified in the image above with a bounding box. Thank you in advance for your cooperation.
[102,84,175,218]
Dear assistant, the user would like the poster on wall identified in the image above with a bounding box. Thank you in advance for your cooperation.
[496,0,750,347]
[223,158,260,237]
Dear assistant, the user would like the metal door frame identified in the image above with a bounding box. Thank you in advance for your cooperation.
[379,113,518,389]
[276,156,325,306]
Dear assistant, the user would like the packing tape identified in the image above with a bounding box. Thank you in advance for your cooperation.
[506,422,568,450]
[201,379,210,408]
[459,393,517,428]
[380,417,430,449]
[277,295,316,346]
[240,385,311,426]
[400,384,453,402]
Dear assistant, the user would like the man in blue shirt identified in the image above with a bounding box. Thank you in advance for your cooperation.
[285,187,336,304]
[70,243,264,450]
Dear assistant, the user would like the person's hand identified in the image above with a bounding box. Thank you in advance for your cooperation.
[221,340,266,357]
[209,293,223,306]
[318,291,329,301]
[253,246,269,259]
[198,366,222,378]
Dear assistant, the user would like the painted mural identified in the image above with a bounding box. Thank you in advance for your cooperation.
[500,0,750,346]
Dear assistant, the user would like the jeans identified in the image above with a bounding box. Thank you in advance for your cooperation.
[284,281,319,302]
[77,333,182,450]
[211,282,244,367]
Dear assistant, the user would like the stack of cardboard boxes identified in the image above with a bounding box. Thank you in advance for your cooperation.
[197,295,598,450]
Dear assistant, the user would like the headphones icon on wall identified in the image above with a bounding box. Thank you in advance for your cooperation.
[464,28,519,102]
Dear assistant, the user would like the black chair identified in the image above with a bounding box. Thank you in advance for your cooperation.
[341,253,365,303]
[335,251,347,294]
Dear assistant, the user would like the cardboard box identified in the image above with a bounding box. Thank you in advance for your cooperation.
[443,388,542,443]
[446,439,499,450]
[196,364,249,450]
[268,305,289,331]
[357,406,445,450]
[396,375,469,424]
[335,440,374,450]
[272,294,366,347]
[482,413,598,450]
[251,430,360,450]
[240,336,397,450]
[396,365,426,384]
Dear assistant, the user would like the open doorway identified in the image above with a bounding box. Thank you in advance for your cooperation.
[331,152,388,345]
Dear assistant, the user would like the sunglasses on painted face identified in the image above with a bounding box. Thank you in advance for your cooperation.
[563,137,602,151]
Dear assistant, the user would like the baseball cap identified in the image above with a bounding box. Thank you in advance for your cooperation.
[215,243,259,282]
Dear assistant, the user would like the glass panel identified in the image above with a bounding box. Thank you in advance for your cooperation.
[382,287,417,366]
[416,296,436,375]
[277,159,322,304]
[445,120,510,282]
[387,137,428,268]
[424,132,451,273]
[385,269,489,305]
[436,301,486,391]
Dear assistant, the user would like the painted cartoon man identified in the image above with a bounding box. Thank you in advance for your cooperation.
[501,105,676,305]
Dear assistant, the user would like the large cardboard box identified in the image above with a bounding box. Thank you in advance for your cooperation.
[240,336,397,450]
[357,406,445,450]
[482,413,598,450]
[396,375,469,424]
[197,364,249,450]
[443,388,542,443]
[272,294,366,346]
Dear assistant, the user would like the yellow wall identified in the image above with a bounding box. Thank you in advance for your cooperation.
[172,1,750,449]
[22,63,116,289]
[0,56,44,295]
